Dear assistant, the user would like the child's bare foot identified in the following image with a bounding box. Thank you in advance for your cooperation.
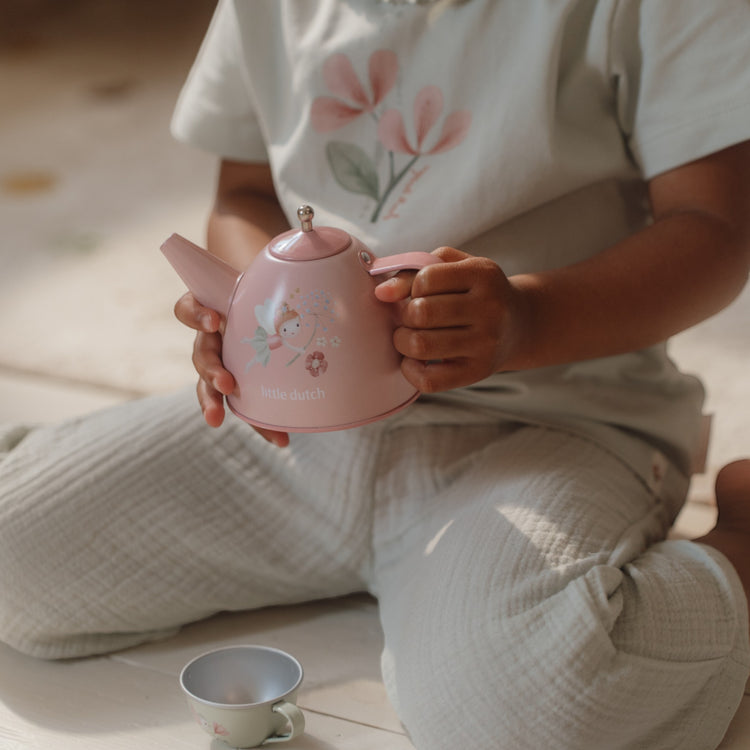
[696,459,750,610]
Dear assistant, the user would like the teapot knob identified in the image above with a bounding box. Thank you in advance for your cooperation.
[297,204,314,233]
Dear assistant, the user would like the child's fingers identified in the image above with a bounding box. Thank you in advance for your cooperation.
[254,427,291,448]
[197,377,226,428]
[393,326,472,362]
[192,331,235,394]
[374,271,417,302]
[400,357,474,394]
[174,292,221,333]
[401,292,472,329]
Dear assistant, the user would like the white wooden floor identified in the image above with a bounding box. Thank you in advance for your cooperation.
[0,593,414,750]
[1,1,748,748]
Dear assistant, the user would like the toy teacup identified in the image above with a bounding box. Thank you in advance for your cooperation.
[179,645,304,747]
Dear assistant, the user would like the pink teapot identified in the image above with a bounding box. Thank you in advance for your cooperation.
[161,205,440,432]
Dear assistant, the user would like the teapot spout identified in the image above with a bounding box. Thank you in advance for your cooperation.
[160,233,240,316]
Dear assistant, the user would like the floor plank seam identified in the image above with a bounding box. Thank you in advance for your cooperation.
[297,705,407,736]
[107,655,180,679]
[0,361,147,400]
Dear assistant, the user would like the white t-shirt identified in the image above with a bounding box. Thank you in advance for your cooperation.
[171,0,750,476]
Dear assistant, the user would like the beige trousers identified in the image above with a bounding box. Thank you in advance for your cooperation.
[0,388,747,749]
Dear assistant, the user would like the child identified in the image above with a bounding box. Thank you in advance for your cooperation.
[1,2,750,748]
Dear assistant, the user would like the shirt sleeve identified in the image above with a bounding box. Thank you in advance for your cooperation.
[170,0,268,162]
[611,0,750,179]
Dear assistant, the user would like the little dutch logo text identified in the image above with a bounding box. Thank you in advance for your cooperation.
[261,385,326,401]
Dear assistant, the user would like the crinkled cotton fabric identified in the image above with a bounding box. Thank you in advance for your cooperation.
[0,390,748,748]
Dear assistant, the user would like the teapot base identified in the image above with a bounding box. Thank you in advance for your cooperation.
[226,391,420,433]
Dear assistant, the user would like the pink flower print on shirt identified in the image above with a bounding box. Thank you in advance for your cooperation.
[377,86,471,156]
[311,50,399,132]
[372,85,470,219]
[311,52,471,222]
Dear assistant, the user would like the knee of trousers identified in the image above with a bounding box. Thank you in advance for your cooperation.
[0,548,75,658]
[379,541,750,750]
[0,502,56,657]
[0,539,180,660]
[0,392,221,658]
[0,494,180,660]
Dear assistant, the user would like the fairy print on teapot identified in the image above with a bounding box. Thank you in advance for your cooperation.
[244,291,338,372]
[246,299,305,368]
[160,205,442,432]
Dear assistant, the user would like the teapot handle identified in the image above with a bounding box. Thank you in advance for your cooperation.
[365,251,442,276]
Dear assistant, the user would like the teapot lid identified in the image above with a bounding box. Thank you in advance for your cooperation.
[268,205,351,261]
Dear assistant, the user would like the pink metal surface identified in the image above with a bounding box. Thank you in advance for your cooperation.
[161,223,439,432]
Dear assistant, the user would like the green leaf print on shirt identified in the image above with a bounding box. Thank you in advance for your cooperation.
[326,142,380,201]
[311,50,471,223]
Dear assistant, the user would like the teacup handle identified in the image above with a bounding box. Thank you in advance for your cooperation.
[263,701,305,744]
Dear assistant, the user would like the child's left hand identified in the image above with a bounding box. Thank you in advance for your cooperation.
[374,247,527,392]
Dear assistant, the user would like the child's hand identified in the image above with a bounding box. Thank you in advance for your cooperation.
[173,292,290,447]
[374,247,526,393]
[173,292,233,427]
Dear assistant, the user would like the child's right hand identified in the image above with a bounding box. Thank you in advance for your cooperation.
[173,291,290,447]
